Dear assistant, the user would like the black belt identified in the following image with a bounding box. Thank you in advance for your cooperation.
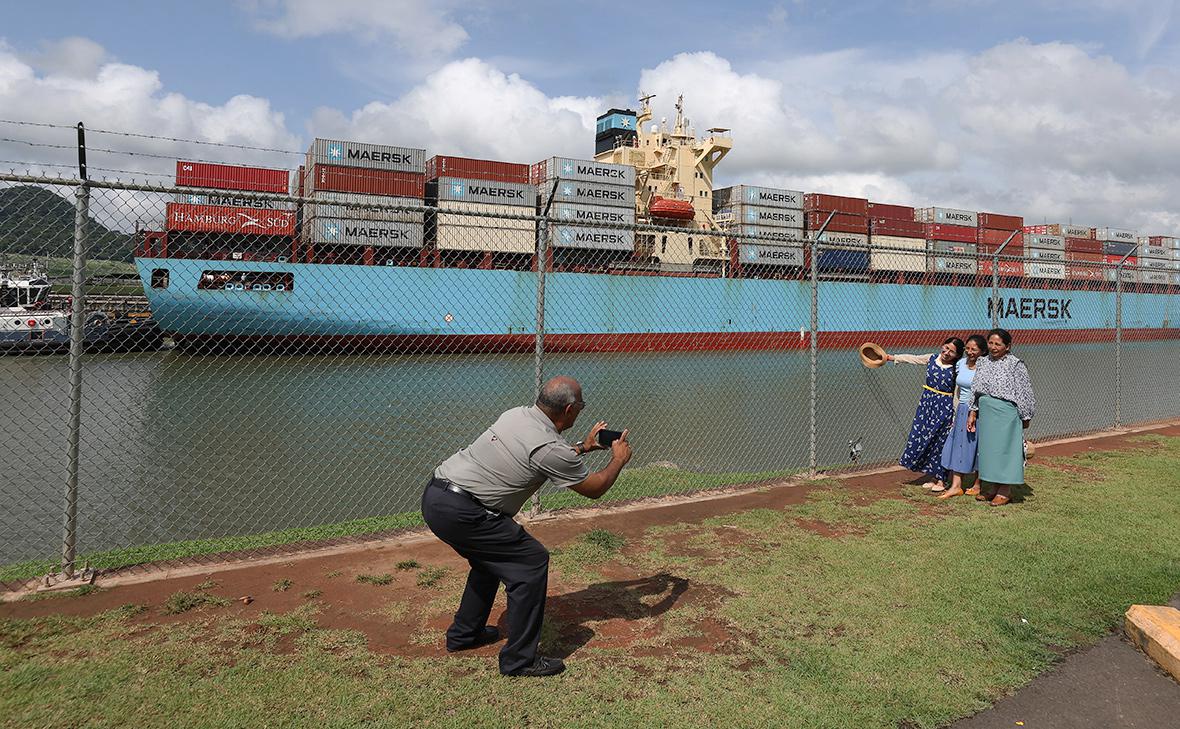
[430,477,498,514]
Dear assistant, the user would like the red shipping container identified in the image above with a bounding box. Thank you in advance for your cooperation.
[803,193,868,216]
[1066,251,1103,262]
[1065,237,1102,253]
[924,223,977,243]
[175,161,289,193]
[309,163,425,198]
[979,259,1025,277]
[165,203,296,235]
[870,217,925,237]
[866,202,914,221]
[979,242,1025,256]
[805,211,868,235]
[977,212,1023,231]
[977,228,1024,248]
[427,155,528,184]
[1149,235,1177,245]
[1068,265,1107,282]
[1104,255,1137,265]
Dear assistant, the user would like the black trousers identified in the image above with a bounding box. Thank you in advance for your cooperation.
[421,478,549,675]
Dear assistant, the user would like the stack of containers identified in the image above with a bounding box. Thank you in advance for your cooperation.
[533,157,636,255]
[976,212,1024,278]
[426,156,535,267]
[1021,226,1067,282]
[713,185,805,270]
[1138,236,1173,286]
[804,193,869,274]
[918,207,978,277]
[1151,237,1180,286]
[1096,227,1138,285]
[867,202,925,274]
[302,138,426,265]
[169,161,294,260]
[1031,225,1106,285]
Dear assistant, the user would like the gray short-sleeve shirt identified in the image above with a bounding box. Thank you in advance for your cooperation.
[434,405,590,515]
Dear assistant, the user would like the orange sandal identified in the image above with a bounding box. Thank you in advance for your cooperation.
[989,494,1011,507]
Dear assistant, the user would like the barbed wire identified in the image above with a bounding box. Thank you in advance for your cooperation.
[0,117,305,157]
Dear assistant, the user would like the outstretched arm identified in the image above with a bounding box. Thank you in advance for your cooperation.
[567,432,633,499]
[887,353,934,365]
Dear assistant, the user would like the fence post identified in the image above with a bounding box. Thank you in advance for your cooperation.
[62,122,88,578]
[529,200,553,518]
[1113,244,1138,430]
[808,211,835,475]
[991,230,1019,328]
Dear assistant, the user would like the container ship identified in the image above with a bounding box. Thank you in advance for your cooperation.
[134,94,1180,353]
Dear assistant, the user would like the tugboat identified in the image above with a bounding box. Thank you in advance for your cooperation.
[1,260,165,355]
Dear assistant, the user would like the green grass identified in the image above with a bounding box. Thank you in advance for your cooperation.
[4,440,1179,728]
[415,567,449,589]
[271,579,293,593]
[160,591,229,615]
[354,574,393,586]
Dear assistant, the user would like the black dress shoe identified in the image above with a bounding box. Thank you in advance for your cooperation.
[445,626,501,652]
[503,656,566,677]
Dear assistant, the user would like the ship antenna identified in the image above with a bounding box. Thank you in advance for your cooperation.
[674,94,684,134]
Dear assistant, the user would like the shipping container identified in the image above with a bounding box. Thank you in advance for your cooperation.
[425,155,528,184]
[165,203,295,236]
[916,207,978,227]
[816,231,868,248]
[977,228,1024,249]
[435,201,536,233]
[550,203,635,226]
[305,218,424,247]
[531,157,636,187]
[1140,270,1170,285]
[1094,227,1137,243]
[1102,241,1137,257]
[304,198,425,224]
[930,255,979,275]
[1103,255,1137,266]
[307,164,425,198]
[1142,258,1176,270]
[716,205,803,228]
[978,242,1025,255]
[1067,264,1106,282]
[870,217,925,238]
[1025,262,1067,280]
[1148,235,1177,247]
[929,240,978,255]
[726,225,804,242]
[1066,251,1104,263]
[738,243,804,267]
[551,225,635,251]
[713,185,803,210]
[977,212,1023,231]
[435,215,535,254]
[1065,237,1103,254]
[539,179,633,209]
[1026,247,1066,262]
[307,138,425,173]
[979,259,1026,277]
[924,223,977,244]
[866,201,915,221]
[870,235,926,273]
[294,165,304,196]
[817,249,869,273]
[1141,244,1170,260]
[432,177,536,207]
[803,193,868,216]
[1024,234,1066,250]
[175,161,289,193]
[804,211,868,234]
[1024,224,1092,239]
[1104,267,1137,284]
[174,192,293,210]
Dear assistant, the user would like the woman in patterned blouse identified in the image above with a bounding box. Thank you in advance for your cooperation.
[966,328,1036,506]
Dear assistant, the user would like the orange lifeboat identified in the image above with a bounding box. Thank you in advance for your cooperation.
[648,196,695,220]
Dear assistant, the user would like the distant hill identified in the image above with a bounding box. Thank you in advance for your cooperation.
[0,185,134,263]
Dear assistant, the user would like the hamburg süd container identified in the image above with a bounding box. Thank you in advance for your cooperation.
[540,179,633,209]
[1094,227,1137,243]
[870,217,925,238]
[924,223,977,244]
[977,212,1023,231]
[866,201,915,221]
[738,242,804,267]
[979,258,1026,277]
[805,211,868,235]
[916,207,978,227]
[174,192,293,210]
[1023,234,1066,250]
[432,177,536,207]
[305,218,424,248]
[717,205,803,228]
[307,138,426,174]
[713,185,803,210]
[165,203,295,236]
[550,203,635,226]
[531,157,637,187]
[1103,255,1137,266]
[869,235,926,273]
[426,155,528,184]
[551,225,635,251]
[1067,263,1106,282]
[1025,262,1066,279]
[803,193,869,216]
[175,161,289,193]
[307,164,426,198]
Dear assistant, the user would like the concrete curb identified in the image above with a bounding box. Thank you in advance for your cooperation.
[1125,604,1180,683]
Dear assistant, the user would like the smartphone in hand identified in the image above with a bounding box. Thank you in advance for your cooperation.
[597,429,624,448]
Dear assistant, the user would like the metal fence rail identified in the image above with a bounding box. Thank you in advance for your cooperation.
[2,161,1179,591]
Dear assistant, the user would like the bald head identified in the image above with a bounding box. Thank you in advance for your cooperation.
[536,376,582,417]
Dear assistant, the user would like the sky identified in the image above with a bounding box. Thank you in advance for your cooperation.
[1,0,1179,232]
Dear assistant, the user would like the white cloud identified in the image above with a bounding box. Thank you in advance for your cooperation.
[23,37,110,79]
[247,0,469,56]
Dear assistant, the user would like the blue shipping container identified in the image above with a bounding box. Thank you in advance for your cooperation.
[1103,241,1136,256]
[817,249,870,273]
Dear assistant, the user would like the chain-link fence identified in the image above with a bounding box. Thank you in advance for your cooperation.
[3,152,1179,591]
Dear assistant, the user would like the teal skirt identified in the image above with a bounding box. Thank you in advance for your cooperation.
[977,395,1024,484]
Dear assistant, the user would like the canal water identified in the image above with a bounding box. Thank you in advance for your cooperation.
[2,340,1175,564]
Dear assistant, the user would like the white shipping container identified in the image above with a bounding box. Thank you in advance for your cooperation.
[551,225,635,251]
[1143,257,1176,270]
[916,207,978,227]
[1141,244,1170,260]
[1027,247,1066,262]
[535,157,636,187]
[305,198,424,223]
[727,225,804,242]
[1140,270,1171,285]
[717,205,803,228]
[738,243,804,267]
[435,226,535,254]
[307,138,425,173]
[1024,234,1066,250]
[1059,224,1092,239]
[870,235,926,273]
[1094,227,1137,243]
[816,231,869,247]
[550,203,635,226]
[435,201,536,233]
[1104,267,1137,284]
[306,218,424,247]
[434,177,536,207]
[712,185,803,211]
[540,180,633,209]
[174,192,293,210]
[931,256,979,275]
[1025,262,1067,279]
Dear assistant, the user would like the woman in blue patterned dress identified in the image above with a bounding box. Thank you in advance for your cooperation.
[885,338,964,493]
[936,334,987,500]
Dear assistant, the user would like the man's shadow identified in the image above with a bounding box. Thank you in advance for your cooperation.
[513,572,689,659]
